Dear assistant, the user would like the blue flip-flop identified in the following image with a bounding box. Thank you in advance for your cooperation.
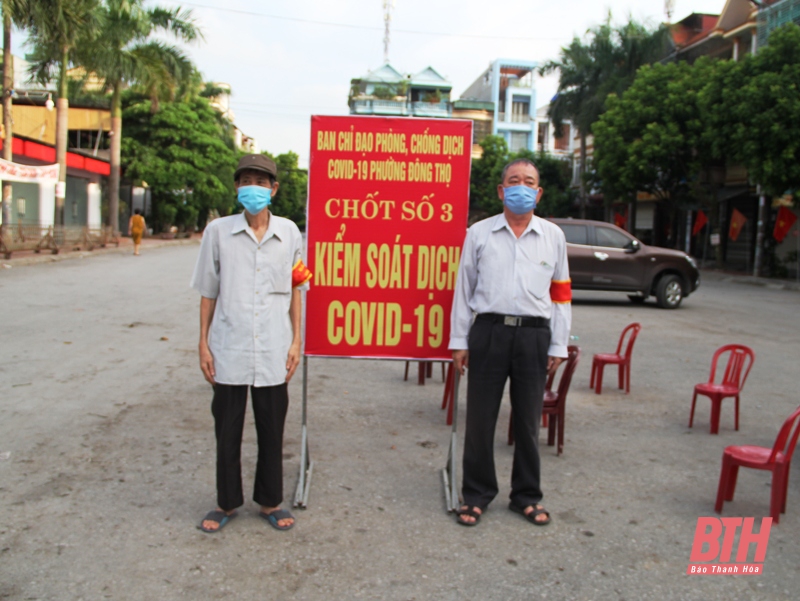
[260,508,295,531]
[198,509,237,533]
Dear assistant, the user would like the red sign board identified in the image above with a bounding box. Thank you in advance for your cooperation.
[305,115,472,360]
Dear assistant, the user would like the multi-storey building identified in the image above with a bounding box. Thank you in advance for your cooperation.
[348,63,452,119]
[459,59,538,153]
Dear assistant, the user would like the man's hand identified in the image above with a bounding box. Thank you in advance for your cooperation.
[286,340,301,382]
[453,349,469,376]
[547,355,564,376]
[199,343,216,385]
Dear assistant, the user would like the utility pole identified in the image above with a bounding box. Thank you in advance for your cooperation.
[383,0,395,63]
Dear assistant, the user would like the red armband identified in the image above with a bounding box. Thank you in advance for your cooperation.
[292,259,313,287]
[550,279,572,303]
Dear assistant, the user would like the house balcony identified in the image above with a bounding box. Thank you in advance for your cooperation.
[410,101,452,118]
[350,98,452,118]
[498,112,531,123]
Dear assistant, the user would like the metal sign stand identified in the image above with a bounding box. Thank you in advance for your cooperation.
[441,370,460,512]
[293,355,459,512]
[293,356,313,509]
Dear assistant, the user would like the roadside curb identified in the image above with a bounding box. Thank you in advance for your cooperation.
[700,268,800,292]
[1,237,201,269]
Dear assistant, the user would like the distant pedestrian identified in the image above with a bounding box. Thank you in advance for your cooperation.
[128,209,146,256]
[190,154,311,533]
[449,158,572,527]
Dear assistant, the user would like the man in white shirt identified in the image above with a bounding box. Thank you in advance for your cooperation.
[191,154,310,533]
[449,158,572,527]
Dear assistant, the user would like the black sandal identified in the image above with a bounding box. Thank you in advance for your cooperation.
[456,506,483,527]
[509,502,551,526]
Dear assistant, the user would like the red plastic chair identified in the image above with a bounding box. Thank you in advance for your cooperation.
[508,345,581,455]
[715,405,800,524]
[590,323,641,394]
[689,344,755,434]
[404,361,445,385]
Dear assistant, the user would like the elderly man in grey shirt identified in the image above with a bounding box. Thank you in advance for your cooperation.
[449,158,572,527]
[191,154,308,533]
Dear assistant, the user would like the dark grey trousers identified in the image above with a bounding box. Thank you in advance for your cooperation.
[211,383,289,511]
[462,318,550,509]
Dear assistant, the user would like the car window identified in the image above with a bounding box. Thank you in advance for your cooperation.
[595,226,633,249]
[558,224,588,246]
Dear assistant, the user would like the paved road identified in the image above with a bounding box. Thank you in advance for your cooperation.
[1,246,798,600]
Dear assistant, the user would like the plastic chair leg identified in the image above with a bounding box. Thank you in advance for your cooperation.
[689,391,698,427]
[725,464,739,502]
[594,363,605,394]
[404,361,410,381]
[715,454,733,513]
[618,364,624,390]
[625,361,631,393]
[735,394,740,431]
[417,362,426,385]
[442,363,454,410]
[557,411,565,456]
[770,466,785,523]
[709,396,722,434]
[782,469,791,513]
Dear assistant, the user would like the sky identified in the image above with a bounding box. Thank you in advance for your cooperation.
[20,0,730,168]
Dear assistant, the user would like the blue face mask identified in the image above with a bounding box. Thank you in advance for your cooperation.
[238,185,271,215]
[503,185,538,215]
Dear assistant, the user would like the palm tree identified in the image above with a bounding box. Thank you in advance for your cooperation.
[76,0,199,234]
[2,0,32,237]
[540,17,671,218]
[540,23,615,218]
[27,0,99,226]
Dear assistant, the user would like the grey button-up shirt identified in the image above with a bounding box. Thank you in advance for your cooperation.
[190,212,304,386]
[448,213,572,357]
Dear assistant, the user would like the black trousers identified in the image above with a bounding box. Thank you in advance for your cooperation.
[462,318,550,509]
[211,383,289,511]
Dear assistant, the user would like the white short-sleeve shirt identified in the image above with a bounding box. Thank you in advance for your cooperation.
[190,211,304,386]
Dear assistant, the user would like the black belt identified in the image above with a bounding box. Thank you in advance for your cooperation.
[476,313,549,328]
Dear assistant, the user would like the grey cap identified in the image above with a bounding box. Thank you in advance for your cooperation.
[234,154,277,180]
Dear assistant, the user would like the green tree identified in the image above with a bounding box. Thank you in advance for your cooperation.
[469,134,508,214]
[704,24,800,197]
[75,0,199,234]
[515,149,575,217]
[27,0,99,225]
[541,17,671,217]
[2,0,32,236]
[592,60,714,247]
[121,92,237,232]
[259,150,307,229]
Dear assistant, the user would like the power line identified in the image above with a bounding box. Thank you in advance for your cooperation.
[174,1,564,42]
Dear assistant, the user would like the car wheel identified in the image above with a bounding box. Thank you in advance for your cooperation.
[628,295,647,304]
[656,274,684,309]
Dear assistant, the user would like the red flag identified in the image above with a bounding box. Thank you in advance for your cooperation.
[614,211,627,228]
[773,206,798,243]
[692,210,708,236]
[728,208,747,242]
